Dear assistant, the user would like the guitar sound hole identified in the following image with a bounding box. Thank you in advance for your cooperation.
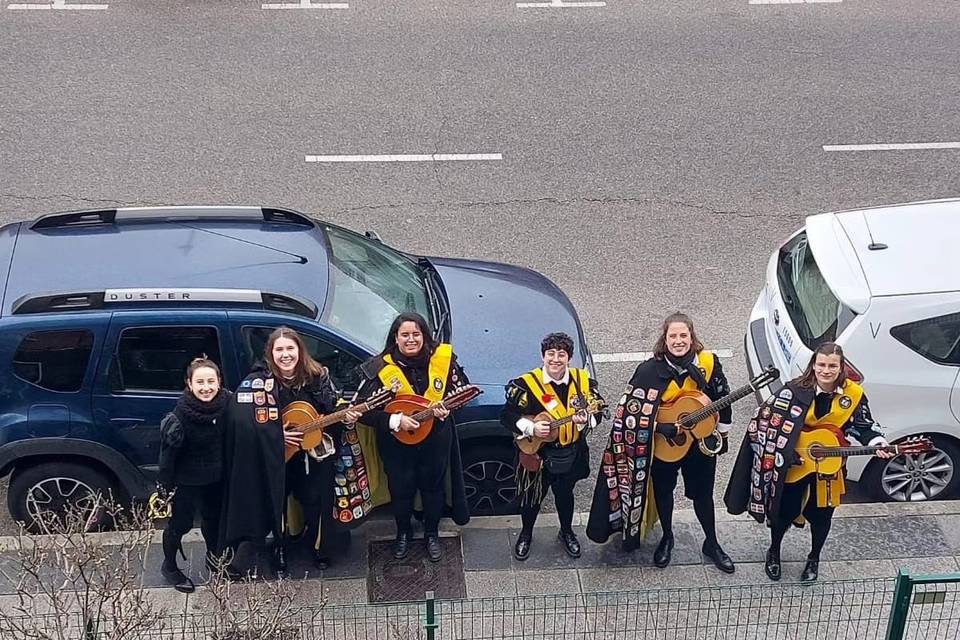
[674,432,687,445]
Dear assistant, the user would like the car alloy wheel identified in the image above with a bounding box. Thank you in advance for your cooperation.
[25,476,101,530]
[881,448,955,501]
[462,458,517,515]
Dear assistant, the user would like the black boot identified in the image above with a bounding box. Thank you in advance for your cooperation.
[702,541,735,574]
[161,560,195,594]
[558,530,582,559]
[653,534,674,568]
[801,557,820,583]
[313,549,331,570]
[513,532,532,561]
[273,544,288,576]
[392,532,411,560]
[425,535,443,562]
[764,548,782,581]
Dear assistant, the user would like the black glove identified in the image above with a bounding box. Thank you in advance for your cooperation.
[701,433,730,455]
[719,434,729,455]
[787,449,803,466]
[656,422,678,439]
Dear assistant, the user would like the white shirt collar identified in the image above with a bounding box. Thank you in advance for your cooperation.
[816,384,839,395]
[541,367,570,386]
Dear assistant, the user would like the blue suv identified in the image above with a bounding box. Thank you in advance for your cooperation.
[0,206,594,529]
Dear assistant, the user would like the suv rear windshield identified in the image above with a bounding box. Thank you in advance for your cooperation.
[777,231,855,348]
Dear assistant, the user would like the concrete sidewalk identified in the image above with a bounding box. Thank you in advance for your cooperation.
[1,500,958,612]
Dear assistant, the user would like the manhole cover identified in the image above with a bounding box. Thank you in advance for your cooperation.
[368,537,466,603]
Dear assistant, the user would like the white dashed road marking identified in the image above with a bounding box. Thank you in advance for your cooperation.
[517,0,606,8]
[8,0,107,9]
[262,0,348,9]
[593,349,735,364]
[305,153,503,163]
[749,0,840,4]
[823,142,960,152]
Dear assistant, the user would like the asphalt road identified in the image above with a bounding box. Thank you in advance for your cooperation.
[0,0,956,533]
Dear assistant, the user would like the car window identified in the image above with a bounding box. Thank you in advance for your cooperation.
[776,232,855,348]
[322,225,431,352]
[111,326,222,393]
[241,326,362,392]
[891,313,960,366]
[12,329,94,392]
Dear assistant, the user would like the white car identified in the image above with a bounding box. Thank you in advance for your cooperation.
[744,198,960,502]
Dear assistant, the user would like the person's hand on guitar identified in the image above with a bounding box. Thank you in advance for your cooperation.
[874,438,896,459]
[572,411,588,426]
[342,410,362,425]
[533,420,552,438]
[655,422,680,440]
[431,405,450,421]
[399,415,420,433]
[283,428,304,448]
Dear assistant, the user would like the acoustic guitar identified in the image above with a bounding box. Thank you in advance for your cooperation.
[515,397,607,455]
[387,384,483,445]
[653,366,780,463]
[282,386,395,462]
[785,429,932,483]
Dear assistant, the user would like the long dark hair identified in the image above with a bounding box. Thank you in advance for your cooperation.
[379,312,438,358]
[795,342,848,389]
[652,312,704,359]
[264,326,327,387]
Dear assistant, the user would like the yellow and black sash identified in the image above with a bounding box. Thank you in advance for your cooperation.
[520,367,591,446]
[660,351,716,403]
[804,380,864,435]
[377,343,453,403]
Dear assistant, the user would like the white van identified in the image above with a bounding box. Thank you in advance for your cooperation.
[744,198,960,502]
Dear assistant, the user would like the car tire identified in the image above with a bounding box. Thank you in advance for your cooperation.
[863,435,960,502]
[460,441,520,516]
[8,462,119,533]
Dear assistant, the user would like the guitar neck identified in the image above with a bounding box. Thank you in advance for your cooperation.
[299,401,373,434]
[680,382,757,427]
[816,445,895,458]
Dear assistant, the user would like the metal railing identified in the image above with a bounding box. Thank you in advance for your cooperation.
[2,574,959,639]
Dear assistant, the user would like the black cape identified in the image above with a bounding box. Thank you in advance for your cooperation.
[219,366,286,548]
[585,359,669,550]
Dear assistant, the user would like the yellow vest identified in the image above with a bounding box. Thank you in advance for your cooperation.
[660,351,716,403]
[377,343,453,403]
[804,379,864,431]
[520,367,592,446]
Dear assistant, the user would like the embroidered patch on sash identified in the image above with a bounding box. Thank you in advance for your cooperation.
[776,435,788,449]
[761,406,772,418]
[267,394,276,406]
[778,388,793,400]
[639,416,650,428]
[626,400,641,414]
[770,415,783,427]
[346,431,359,444]
[775,452,784,467]
[339,510,353,523]
[264,378,274,392]
[790,405,803,418]
[624,385,634,395]
[748,421,758,433]
[434,377,443,390]
[631,388,645,399]
[782,420,794,433]
[647,389,658,401]
[773,399,789,410]
[615,406,625,419]
[240,380,252,388]
[237,392,253,404]
[625,430,636,444]
[268,408,279,420]
[641,403,654,416]
[256,408,268,424]
[625,416,636,429]
[613,431,623,443]
[637,431,649,444]
[254,392,266,406]
[839,395,853,409]
[252,378,265,389]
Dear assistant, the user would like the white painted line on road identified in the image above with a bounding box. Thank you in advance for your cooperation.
[823,142,960,152]
[517,0,605,8]
[593,349,735,364]
[8,0,107,8]
[305,153,503,163]
[749,0,840,4]
[262,0,348,8]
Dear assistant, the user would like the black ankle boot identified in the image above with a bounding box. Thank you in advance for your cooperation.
[702,541,735,574]
[558,530,582,559]
[161,560,195,593]
[764,548,782,581]
[425,535,443,562]
[653,534,674,568]
[273,545,288,576]
[392,532,411,560]
[514,532,532,561]
[801,557,820,583]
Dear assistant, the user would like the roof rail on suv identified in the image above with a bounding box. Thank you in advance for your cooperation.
[29,206,315,230]
[11,288,318,319]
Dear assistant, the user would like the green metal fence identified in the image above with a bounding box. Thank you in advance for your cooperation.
[2,574,959,639]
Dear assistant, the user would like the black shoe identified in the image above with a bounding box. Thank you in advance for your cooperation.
[392,532,410,560]
[653,534,674,568]
[161,562,195,594]
[558,530,582,559]
[313,550,331,571]
[702,541,735,574]
[801,558,819,583]
[514,533,532,561]
[425,535,443,563]
[273,545,288,576]
[764,548,782,581]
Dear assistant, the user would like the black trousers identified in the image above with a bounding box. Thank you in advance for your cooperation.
[651,446,718,546]
[770,476,836,560]
[520,468,577,535]
[285,451,338,552]
[379,421,452,537]
[162,481,221,566]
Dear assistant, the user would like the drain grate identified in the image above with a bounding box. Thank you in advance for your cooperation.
[367,536,466,603]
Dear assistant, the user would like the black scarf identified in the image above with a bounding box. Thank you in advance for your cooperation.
[392,346,431,371]
[175,388,228,424]
[664,351,708,389]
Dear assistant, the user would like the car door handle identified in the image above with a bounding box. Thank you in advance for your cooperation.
[109,418,145,425]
